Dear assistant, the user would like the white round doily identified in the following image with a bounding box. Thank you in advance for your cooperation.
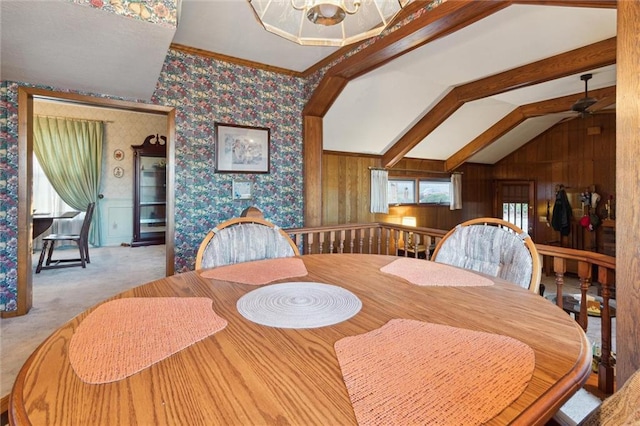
[236,282,362,329]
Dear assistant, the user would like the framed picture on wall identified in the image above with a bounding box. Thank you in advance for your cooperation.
[215,122,270,173]
[232,180,253,200]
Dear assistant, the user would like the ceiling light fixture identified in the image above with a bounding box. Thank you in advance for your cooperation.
[248,0,413,47]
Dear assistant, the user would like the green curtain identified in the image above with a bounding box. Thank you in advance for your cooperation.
[33,116,103,246]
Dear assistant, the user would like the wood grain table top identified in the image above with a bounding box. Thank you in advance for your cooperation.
[9,254,591,425]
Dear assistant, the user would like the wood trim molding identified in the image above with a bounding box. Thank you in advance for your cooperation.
[615,0,640,386]
[170,43,305,77]
[304,116,323,227]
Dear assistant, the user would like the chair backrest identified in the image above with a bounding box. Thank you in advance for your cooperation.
[240,206,264,219]
[80,202,96,239]
[195,217,300,269]
[431,217,541,293]
[581,367,640,425]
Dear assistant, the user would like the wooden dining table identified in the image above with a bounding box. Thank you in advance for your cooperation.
[9,254,591,425]
[32,211,80,239]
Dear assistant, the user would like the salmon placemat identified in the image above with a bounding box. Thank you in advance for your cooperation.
[200,257,308,285]
[334,319,535,425]
[69,297,228,384]
[381,257,494,287]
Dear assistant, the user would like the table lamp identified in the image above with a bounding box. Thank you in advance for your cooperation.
[401,216,417,248]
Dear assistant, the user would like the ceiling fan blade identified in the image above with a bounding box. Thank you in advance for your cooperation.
[586,95,616,113]
[558,112,580,123]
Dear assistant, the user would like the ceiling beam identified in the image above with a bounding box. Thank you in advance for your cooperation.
[304,0,511,116]
[445,109,525,172]
[444,85,616,171]
[381,37,617,168]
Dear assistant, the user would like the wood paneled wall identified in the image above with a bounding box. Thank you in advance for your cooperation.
[321,113,614,249]
[493,113,616,250]
[322,152,380,225]
[321,153,493,232]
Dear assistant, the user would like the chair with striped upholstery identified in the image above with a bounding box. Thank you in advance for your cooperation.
[430,217,542,293]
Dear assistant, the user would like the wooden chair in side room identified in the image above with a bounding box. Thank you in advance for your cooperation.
[430,217,542,293]
[36,202,96,273]
[195,217,300,270]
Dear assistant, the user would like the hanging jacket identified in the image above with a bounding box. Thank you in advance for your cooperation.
[551,189,573,236]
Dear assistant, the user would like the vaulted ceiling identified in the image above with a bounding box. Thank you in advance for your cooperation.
[0,0,617,169]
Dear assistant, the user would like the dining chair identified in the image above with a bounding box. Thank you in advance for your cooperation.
[195,217,300,269]
[555,367,640,425]
[430,217,542,293]
[35,202,95,273]
[240,206,265,219]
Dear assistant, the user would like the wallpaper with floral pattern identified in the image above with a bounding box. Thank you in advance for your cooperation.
[0,50,307,310]
[154,49,307,273]
[0,0,445,311]
[71,0,178,27]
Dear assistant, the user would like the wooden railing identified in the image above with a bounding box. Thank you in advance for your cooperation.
[287,222,447,258]
[287,222,616,394]
[537,244,616,394]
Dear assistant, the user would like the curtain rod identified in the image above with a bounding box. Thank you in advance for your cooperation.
[35,114,114,124]
[369,166,463,174]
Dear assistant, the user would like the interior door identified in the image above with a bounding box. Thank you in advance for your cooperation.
[495,180,536,237]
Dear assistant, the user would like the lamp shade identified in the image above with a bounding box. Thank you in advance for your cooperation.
[402,216,417,227]
[248,0,412,47]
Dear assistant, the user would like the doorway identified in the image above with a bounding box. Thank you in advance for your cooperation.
[8,87,176,318]
[495,180,536,237]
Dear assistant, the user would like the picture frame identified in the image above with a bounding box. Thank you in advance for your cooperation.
[215,122,270,173]
[232,180,253,200]
[388,179,416,204]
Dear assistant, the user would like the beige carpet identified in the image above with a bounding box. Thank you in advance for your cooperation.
[1,245,166,399]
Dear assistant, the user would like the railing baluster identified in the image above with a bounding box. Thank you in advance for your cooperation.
[577,261,592,331]
[554,257,566,309]
[306,233,314,255]
[598,265,615,394]
[349,229,355,253]
[339,230,345,254]
[329,231,335,254]
[318,232,324,254]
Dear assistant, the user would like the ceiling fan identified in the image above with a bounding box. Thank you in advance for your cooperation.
[571,73,597,117]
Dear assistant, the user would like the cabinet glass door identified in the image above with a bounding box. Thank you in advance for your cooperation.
[139,156,166,235]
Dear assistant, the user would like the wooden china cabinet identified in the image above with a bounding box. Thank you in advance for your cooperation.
[131,134,167,247]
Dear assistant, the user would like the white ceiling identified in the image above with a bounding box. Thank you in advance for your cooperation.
[0,0,617,166]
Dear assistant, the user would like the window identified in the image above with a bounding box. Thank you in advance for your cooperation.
[419,180,450,205]
[388,179,415,204]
